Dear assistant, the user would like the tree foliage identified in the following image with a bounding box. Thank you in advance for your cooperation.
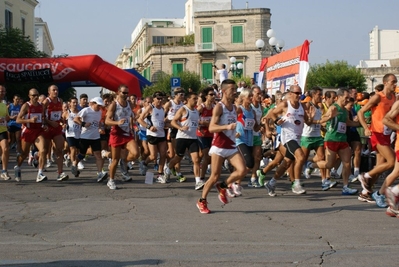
[0,26,76,101]
[306,60,367,91]
[142,70,203,97]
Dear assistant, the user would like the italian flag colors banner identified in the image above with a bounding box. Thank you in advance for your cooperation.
[258,40,310,95]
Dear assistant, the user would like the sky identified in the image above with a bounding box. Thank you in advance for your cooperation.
[35,0,399,98]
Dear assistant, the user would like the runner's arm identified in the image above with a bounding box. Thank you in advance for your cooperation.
[382,100,399,131]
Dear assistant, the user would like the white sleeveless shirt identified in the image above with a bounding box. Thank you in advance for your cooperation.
[167,100,183,120]
[113,100,133,135]
[65,110,81,138]
[176,106,199,139]
[211,102,237,149]
[302,102,322,137]
[281,101,305,145]
[147,105,165,138]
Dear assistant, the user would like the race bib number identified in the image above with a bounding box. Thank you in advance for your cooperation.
[383,125,392,136]
[30,113,42,123]
[11,110,19,116]
[72,123,80,130]
[200,116,211,123]
[337,122,346,134]
[121,117,130,128]
[227,115,236,125]
[157,121,164,128]
[50,111,62,121]
[190,121,198,128]
[244,118,255,130]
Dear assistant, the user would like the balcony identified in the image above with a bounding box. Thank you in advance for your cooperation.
[195,42,217,52]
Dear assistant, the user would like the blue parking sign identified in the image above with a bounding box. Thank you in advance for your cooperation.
[170,77,181,87]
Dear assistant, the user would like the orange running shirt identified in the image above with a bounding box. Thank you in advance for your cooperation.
[370,91,395,134]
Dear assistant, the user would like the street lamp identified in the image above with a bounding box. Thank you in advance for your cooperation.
[255,29,285,56]
[230,56,243,77]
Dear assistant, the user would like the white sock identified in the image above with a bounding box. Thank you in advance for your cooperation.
[195,177,201,183]
[354,168,359,176]
[251,177,256,182]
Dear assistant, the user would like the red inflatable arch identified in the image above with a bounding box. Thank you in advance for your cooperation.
[0,55,141,96]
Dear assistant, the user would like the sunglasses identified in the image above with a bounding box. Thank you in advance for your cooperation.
[290,91,302,95]
[121,92,129,95]
[156,97,163,100]
[208,94,215,96]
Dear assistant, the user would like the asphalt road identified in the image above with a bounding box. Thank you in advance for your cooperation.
[0,154,397,267]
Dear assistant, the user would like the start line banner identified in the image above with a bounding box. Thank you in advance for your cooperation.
[258,40,310,95]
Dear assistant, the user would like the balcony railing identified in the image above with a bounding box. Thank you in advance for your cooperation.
[195,42,217,52]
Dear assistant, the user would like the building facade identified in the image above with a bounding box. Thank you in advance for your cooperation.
[115,1,273,87]
[0,0,38,42]
[34,17,54,56]
[358,25,399,91]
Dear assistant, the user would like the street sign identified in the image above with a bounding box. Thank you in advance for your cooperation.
[170,77,181,87]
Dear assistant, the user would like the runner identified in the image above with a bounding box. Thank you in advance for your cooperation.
[137,91,168,183]
[166,92,201,188]
[137,96,152,175]
[8,94,22,156]
[104,85,140,189]
[357,73,397,207]
[301,87,336,190]
[263,85,313,196]
[164,88,185,180]
[196,87,215,190]
[15,88,47,182]
[0,85,10,180]
[73,97,108,185]
[42,85,69,181]
[62,97,81,178]
[196,79,246,214]
[307,88,359,195]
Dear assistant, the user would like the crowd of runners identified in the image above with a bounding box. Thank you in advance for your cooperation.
[1,74,399,217]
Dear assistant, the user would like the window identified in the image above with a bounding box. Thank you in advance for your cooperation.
[201,27,212,49]
[232,25,243,43]
[172,63,183,76]
[152,36,165,44]
[143,67,151,81]
[21,17,26,35]
[202,63,213,83]
[5,10,13,30]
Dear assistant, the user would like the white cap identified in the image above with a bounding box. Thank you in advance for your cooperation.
[90,96,104,106]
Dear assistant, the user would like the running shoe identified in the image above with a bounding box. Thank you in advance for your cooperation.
[101,150,108,159]
[1,171,11,181]
[127,161,134,170]
[32,159,38,168]
[107,179,117,190]
[121,172,132,182]
[372,191,388,208]
[215,183,229,204]
[45,160,52,168]
[330,169,340,179]
[385,206,399,218]
[304,161,314,179]
[248,179,261,188]
[14,165,21,181]
[56,172,69,182]
[36,173,47,183]
[155,174,167,184]
[226,186,236,198]
[196,199,210,214]
[96,171,108,183]
[385,187,399,210]
[358,173,372,194]
[231,183,243,196]
[292,182,306,194]
[71,165,80,177]
[78,161,85,170]
[342,185,358,195]
[321,179,338,191]
[265,180,276,197]
[349,174,358,183]
[357,193,375,203]
[195,180,205,190]
[176,175,186,183]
